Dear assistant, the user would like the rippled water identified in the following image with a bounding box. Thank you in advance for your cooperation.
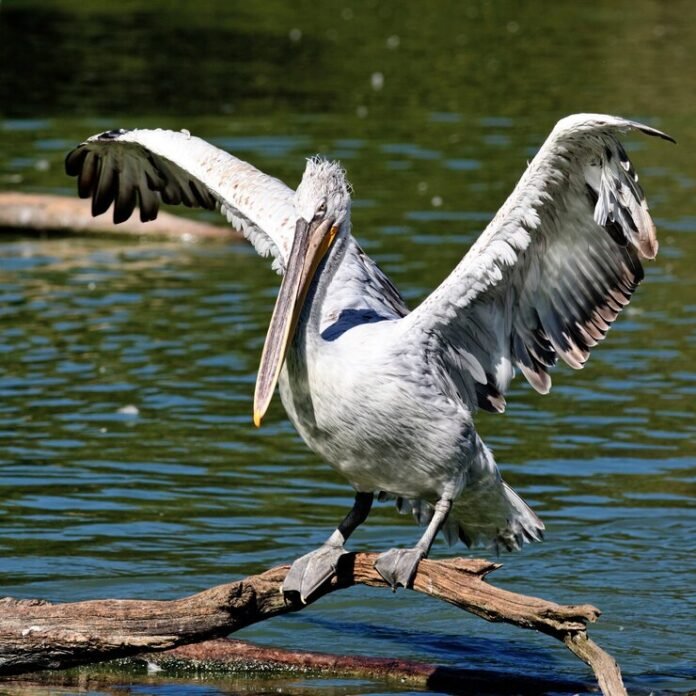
[1,2,695,695]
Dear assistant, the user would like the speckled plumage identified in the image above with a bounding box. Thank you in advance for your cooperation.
[66,114,672,558]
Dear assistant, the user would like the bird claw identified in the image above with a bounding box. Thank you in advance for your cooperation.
[374,547,425,590]
[282,543,348,603]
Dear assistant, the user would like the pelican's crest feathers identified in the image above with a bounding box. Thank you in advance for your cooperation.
[294,156,352,226]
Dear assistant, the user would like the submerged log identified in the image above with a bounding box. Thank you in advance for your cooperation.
[0,192,237,241]
[0,554,625,695]
[140,637,595,694]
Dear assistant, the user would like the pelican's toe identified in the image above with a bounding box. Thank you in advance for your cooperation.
[282,543,348,603]
[374,547,425,590]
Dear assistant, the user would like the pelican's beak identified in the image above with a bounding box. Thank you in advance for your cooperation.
[253,216,338,427]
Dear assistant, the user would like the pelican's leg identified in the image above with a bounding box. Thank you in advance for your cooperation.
[375,497,452,590]
[283,491,373,602]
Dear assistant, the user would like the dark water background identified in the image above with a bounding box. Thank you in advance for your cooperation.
[0,1,694,694]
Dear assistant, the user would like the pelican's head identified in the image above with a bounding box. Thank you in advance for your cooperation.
[253,158,351,427]
[294,156,352,229]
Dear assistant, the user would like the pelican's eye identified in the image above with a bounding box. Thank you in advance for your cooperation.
[313,200,327,220]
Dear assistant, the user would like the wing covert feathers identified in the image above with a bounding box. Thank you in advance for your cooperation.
[406,114,673,410]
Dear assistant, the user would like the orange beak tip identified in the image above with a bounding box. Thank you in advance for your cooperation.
[253,410,264,428]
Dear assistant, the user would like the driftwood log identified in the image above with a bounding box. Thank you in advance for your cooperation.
[0,554,625,696]
[0,192,236,241]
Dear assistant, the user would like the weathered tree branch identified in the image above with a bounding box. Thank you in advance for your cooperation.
[0,192,236,240]
[0,554,626,696]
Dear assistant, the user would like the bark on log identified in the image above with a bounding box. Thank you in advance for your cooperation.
[0,554,626,696]
[0,192,237,241]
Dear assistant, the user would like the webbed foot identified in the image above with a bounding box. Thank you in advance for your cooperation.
[282,543,348,603]
[374,547,425,590]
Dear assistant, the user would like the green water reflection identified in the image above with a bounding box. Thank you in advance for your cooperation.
[0,1,694,694]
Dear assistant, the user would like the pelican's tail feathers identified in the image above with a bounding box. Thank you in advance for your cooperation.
[450,479,545,552]
[497,482,545,551]
[380,454,545,552]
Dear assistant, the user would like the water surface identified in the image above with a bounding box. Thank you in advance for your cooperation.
[0,1,694,694]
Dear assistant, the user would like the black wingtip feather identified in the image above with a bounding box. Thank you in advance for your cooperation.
[65,146,87,177]
[137,188,160,223]
[92,165,117,217]
[77,150,99,199]
[190,180,216,209]
[113,184,137,224]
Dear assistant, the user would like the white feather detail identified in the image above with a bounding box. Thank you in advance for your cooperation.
[402,113,672,412]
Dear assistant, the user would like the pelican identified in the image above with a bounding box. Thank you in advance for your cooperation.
[66,114,673,601]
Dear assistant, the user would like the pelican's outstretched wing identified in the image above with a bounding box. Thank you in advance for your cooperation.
[403,114,674,413]
[65,128,296,272]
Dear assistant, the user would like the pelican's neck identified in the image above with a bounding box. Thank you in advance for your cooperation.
[301,222,408,341]
[304,223,354,324]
